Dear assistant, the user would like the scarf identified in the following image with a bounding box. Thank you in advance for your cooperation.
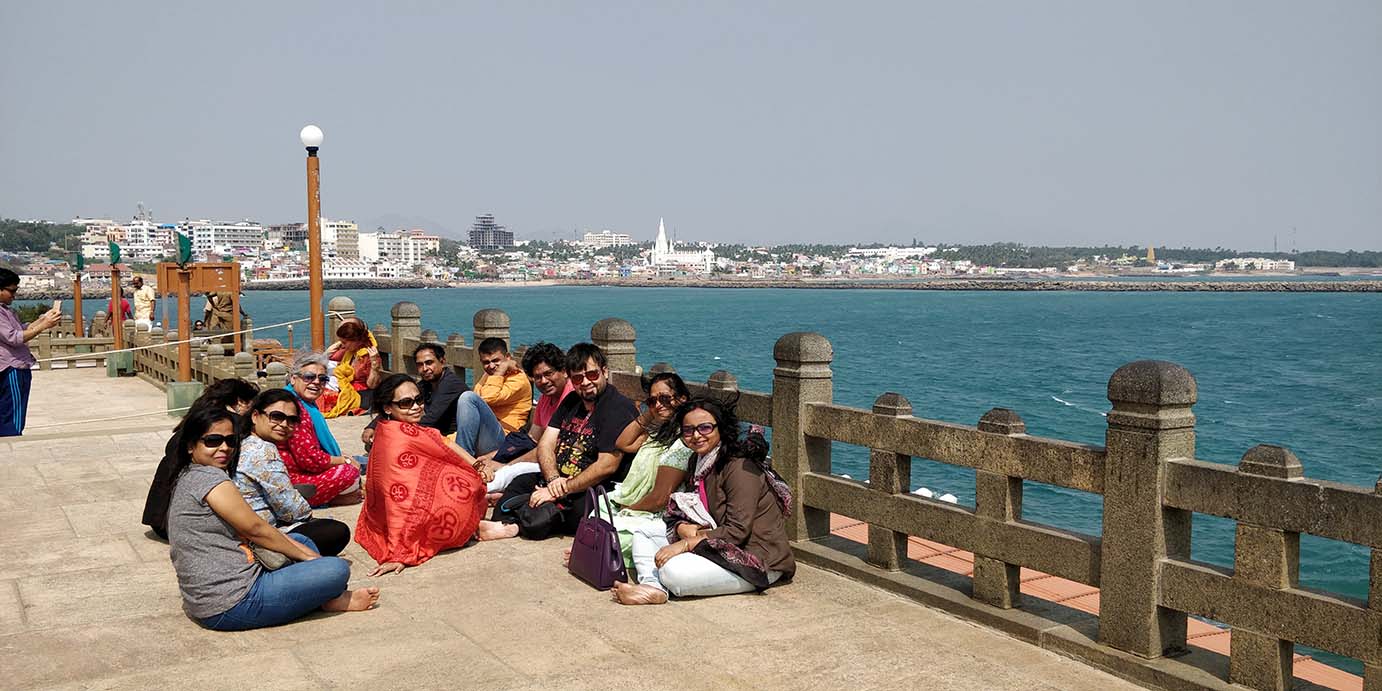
[286,383,341,456]
[355,420,486,566]
[607,438,692,509]
[324,331,378,419]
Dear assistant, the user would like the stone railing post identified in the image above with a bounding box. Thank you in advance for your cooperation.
[868,392,912,571]
[92,310,109,337]
[123,320,135,348]
[207,343,228,379]
[772,332,833,542]
[242,316,254,344]
[445,333,467,382]
[973,408,1028,608]
[150,326,165,346]
[591,318,636,373]
[1368,475,1382,689]
[134,321,151,347]
[327,296,355,338]
[472,309,512,382]
[420,328,439,345]
[234,351,256,383]
[36,332,52,371]
[264,362,288,389]
[1100,360,1196,658]
[1229,445,1302,691]
[390,302,422,376]
[707,370,738,394]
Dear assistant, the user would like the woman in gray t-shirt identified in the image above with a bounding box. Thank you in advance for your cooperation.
[163,406,380,630]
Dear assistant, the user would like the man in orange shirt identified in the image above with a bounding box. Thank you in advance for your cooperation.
[454,337,531,457]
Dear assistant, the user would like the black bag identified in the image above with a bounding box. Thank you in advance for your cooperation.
[499,494,568,540]
[492,430,538,463]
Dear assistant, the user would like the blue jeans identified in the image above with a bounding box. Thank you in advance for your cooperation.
[454,391,504,456]
[199,534,350,631]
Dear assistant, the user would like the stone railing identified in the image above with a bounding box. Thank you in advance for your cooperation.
[367,301,1374,691]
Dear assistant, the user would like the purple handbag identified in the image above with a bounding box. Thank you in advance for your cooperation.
[567,486,628,590]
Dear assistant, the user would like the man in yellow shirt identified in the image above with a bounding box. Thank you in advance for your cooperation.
[131,276,156,327]
[453,337,532,457]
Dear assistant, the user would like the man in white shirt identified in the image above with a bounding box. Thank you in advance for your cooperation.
[131,275,156,328]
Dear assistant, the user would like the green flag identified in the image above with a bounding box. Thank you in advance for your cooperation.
[177,232,193,266]
[108,241,121,265]
[74,252,84,272]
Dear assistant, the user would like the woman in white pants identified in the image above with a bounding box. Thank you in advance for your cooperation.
[614,396,794,604]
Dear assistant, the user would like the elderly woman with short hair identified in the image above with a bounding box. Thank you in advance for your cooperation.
[278,351,361,506]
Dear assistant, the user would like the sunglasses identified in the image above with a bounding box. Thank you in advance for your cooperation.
[568,368,603,383]
[263,410,300,426]
[680,422,718,438]
[198,434,239,449]
[389,396,424,409]
[646,394,679,409]
[296,373,332,384]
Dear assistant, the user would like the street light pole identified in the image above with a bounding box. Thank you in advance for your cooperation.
[300,125,325,350]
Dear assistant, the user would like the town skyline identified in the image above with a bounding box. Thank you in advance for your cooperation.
[3,3,1380,250]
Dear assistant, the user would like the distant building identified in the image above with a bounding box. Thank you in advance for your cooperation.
[649,218,714,273]
[1215,257,1296,272]
[374,229,440,264]
[469,213,514,249]
[189,220,265,257]
[322,219,359,259]
[266,223,307,250]
[582,230,633,248]
[1146,245,1156,263]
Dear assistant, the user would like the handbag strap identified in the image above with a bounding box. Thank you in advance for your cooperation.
[587,485,617,522]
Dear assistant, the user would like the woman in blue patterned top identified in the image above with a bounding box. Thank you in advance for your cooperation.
[235,389,352,556]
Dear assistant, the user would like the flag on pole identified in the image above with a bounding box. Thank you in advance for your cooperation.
[177,232,193,266]
[107,241,121,266]
[74,252,84,272]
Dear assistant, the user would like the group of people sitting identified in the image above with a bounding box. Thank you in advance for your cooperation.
[141,334,794,630]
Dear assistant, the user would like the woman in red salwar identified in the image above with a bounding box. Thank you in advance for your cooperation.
[280,352,362,506]
[356,374,508,576]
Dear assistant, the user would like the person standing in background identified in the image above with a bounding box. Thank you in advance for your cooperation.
[131,275,156,328]
[0,268,62,436]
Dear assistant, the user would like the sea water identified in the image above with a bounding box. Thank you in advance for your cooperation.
[105,286,1382,670]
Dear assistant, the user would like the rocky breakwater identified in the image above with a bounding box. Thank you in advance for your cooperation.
[573,277,1382,292]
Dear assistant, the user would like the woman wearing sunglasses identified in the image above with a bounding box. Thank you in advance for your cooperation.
[355,374,508,577]
[593,371,692,601]
[234,389,353,556]
[615,396,794,605]
[280,351,362,507]
[164,406,379,630]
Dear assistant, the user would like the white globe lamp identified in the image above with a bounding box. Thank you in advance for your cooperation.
[299,124,324,150]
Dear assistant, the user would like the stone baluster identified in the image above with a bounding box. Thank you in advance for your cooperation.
[92,310,109,337]
[242,316,254,344]
[390,302,421,376]
[867,392,912,571]
[134,320,151,347]
[264,361,289,389]
[327,296,355,337]
[472,309,511,383]
[1229,445,1302,690]
[420,328,439,345]
[36,332,52,371]
[150,326,165,346]
[591,318,636,373]
[771,332,833,542]
[234,351,256,383]
[707,370,737,394]
[1368,476,1382,690]
[1100,360,1196,658]
[207,343,228,378]
[445,333,466,383]
[973,408,1028,608]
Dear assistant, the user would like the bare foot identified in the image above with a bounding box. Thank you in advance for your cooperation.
[562,546,572,566]
[611,582,668,605]
[477,520,519,541]
[323,586,380,612]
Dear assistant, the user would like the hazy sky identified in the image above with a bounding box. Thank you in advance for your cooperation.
[2,2,1379,250]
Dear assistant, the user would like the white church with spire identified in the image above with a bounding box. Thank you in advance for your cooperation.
[649,218,715,273]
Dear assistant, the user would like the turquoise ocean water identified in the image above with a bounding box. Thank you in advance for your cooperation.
[51,286,1382,670]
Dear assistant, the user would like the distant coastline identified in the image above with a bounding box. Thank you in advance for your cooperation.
[18,275,1382,299]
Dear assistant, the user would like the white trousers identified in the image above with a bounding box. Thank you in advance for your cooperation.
[628,519,780,597]
[487,461,539,493]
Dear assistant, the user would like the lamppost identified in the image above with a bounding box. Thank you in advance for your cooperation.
[300,124,325,350]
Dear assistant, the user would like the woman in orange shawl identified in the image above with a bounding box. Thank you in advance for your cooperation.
[356,374,507,576]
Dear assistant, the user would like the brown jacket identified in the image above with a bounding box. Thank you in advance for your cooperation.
[702,455,795,578]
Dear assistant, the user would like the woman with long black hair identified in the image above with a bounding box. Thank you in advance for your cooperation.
[162,406,379,630]
[615,396,794,604]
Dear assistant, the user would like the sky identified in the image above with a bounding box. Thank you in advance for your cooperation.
[2,2,1379,250]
